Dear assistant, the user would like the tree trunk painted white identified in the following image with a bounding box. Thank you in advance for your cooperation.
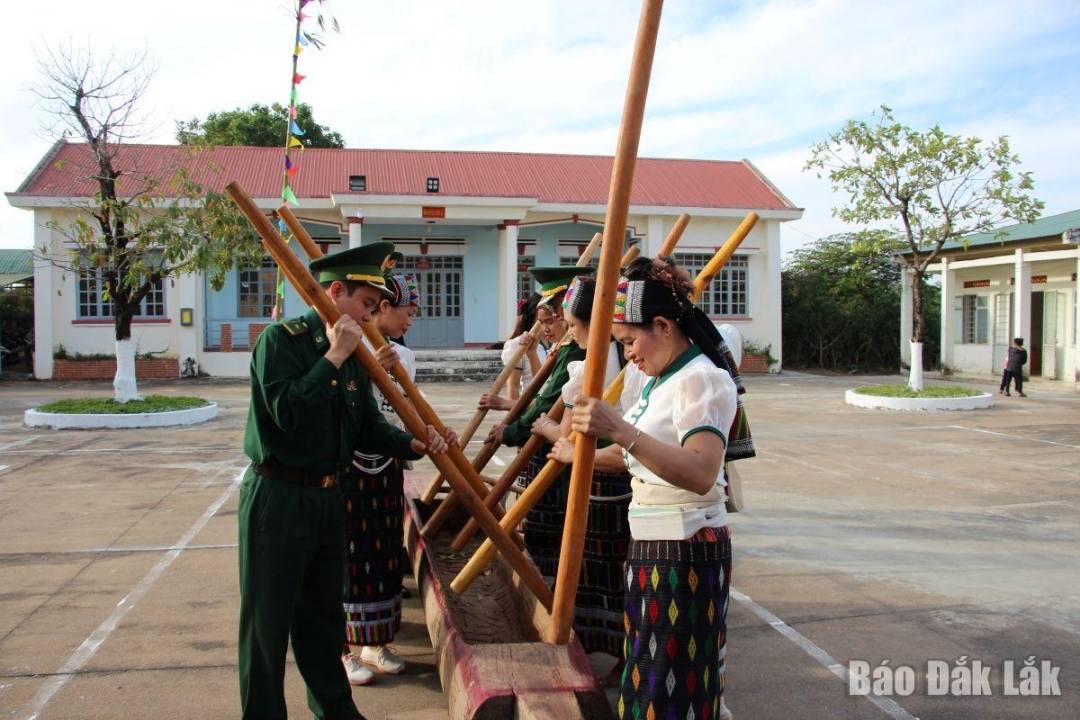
[908,341,924,392]
[114,339,142,403]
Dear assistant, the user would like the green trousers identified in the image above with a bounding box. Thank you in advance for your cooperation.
[238,467,358,720]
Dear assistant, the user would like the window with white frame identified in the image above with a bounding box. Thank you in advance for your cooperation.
[961,294,990,344]
[674,253,749,316]
[78,267,165,318]
[239,257,279,318]
[559,252,599,270]
[517,255,536,302]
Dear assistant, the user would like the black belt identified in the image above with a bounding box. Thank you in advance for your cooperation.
[253,461,338,489]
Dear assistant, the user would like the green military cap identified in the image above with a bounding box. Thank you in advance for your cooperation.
[309,242,397,292]
[530,265,595,306]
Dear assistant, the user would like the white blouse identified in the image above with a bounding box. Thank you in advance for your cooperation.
[560,342,623,409]
[501,332,549,392]
[620,345,738,535]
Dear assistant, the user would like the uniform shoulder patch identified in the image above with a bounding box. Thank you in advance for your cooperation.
[281,319,309,336]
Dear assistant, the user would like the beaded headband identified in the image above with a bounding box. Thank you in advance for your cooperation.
[385,274,420,308]
[612,276,647,324]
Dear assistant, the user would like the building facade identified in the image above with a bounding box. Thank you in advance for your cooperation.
[8,143,803,379]
[901,209,1080,386]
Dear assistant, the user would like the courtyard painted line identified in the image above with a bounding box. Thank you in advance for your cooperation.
[766,450,852,477]
[20,467,245,720]
[730,588,919,720]
[0,446,238,456]
[950,424,1080,450]
[0,465,8,473]
[81,543,240,554]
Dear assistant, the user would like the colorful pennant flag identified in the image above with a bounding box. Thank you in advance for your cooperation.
[282,186,300,206]
[288,136,305,149]
[289,120,306,136]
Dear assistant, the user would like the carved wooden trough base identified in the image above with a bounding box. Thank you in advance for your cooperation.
[403,476,613,720]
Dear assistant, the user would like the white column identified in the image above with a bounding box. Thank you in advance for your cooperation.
[900,265,914,367]
[1014,249,1031,351]
[347,216,364,249]
[764,221,782,372]
[177,271,199,376]
[939,257,955,369]
[32,211,54,380]
[644,216,664,257]
[497,222,519,340]
[1074,254,1080,384]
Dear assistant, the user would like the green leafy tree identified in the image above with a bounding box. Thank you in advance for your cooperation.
[805,105,1042,388]
[176,102,345,148]
[782,232,939,372]
[32,43,263,401]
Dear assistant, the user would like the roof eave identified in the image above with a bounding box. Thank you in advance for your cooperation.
[535,202,803,221]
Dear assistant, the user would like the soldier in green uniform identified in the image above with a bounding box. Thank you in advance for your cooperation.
[484,266,590,579]
[238,242,448,720]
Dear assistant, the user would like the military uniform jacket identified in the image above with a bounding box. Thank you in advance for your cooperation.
[501,341,586,448]
[243,307,419,475]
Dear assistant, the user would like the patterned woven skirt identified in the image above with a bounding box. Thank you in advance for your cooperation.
[519,443,565,578]
[340,453,405,646]
[619,526,732,720]
[520,445,632,656]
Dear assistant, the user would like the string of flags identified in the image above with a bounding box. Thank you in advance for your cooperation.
[273,0,320,319]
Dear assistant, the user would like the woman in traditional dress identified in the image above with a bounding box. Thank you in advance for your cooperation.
[532,275,631,661]
[340,274,420,686]
[479,291,550,411]
[552,259,737,720]
[484,266,587,577]
[502,292,546,401]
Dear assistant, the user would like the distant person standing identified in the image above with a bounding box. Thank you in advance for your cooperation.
[999,338,1028,397]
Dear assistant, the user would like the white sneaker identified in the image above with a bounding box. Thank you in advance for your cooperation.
[343,653,375,686]
[360,644,406,675]
[718,696,733,720]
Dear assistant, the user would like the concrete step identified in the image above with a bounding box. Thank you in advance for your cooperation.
[412,348,504,383]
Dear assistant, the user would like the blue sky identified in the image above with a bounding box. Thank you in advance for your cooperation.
[3,0,1078,255]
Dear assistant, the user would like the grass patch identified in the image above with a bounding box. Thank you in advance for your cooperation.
[852,385,981,399]
[36,395,210,414]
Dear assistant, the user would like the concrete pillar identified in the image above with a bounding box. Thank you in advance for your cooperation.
[1014,249,1031,352]
[497,222,519,340]
[645,216,664,257]
[1074,254,1080,383]
[176,272,199,376]
[347,215,364,249]
[33,211,54,380]
[900,265,914,367]
[940,257,955,369]
[764,221,782,372]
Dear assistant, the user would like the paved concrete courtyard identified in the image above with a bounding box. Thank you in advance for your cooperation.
[0,372,1077,719]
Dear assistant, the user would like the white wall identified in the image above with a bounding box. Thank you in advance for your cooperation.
[32,204,792,378]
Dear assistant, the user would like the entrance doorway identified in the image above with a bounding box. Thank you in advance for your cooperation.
[397,255,464,347]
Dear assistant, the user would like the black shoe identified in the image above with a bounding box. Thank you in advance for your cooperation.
[1005,392,1011,396]
[1018,392,1027,397]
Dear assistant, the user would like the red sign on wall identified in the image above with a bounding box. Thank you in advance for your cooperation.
[963,279,990,288]
[422,206,446,219]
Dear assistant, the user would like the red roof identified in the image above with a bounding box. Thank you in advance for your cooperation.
[11,142,797,211]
